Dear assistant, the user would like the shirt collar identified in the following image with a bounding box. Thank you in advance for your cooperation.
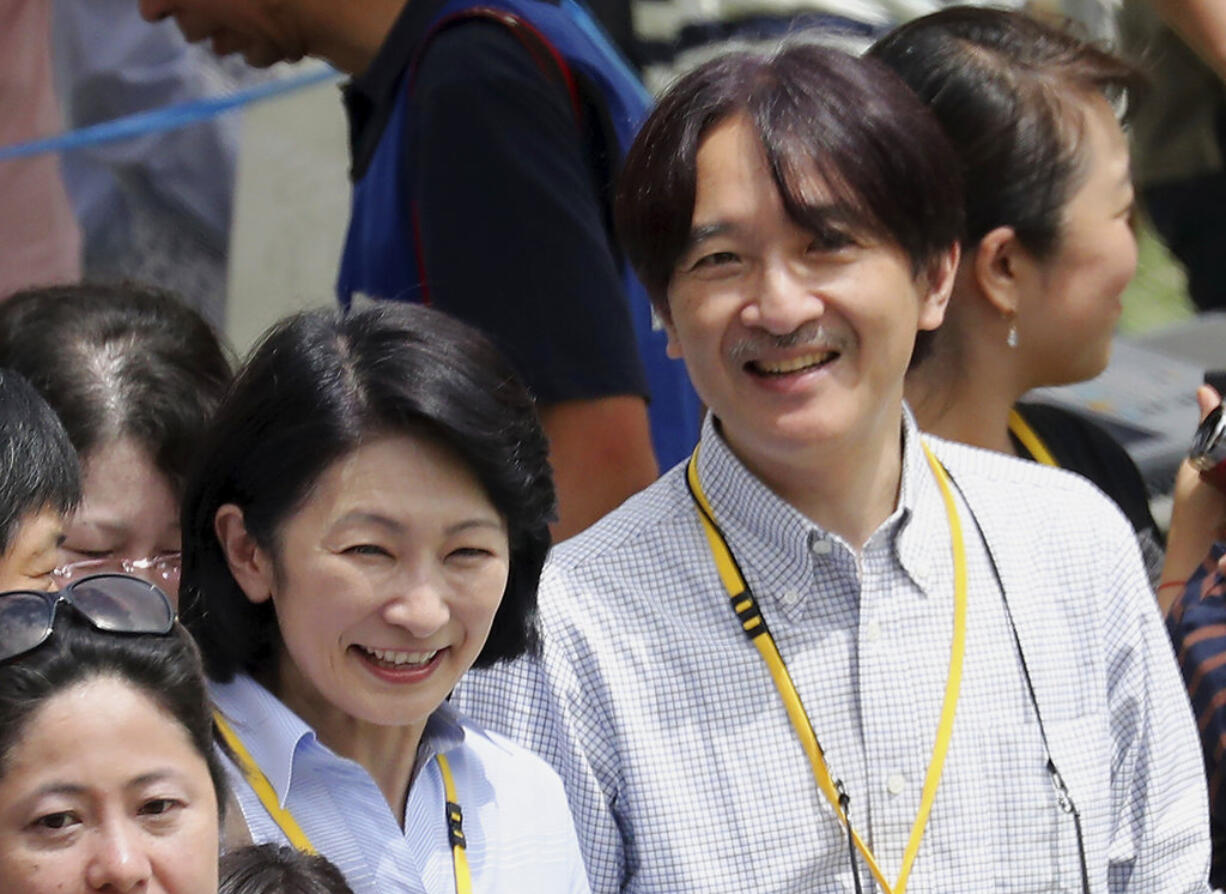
[895,406,958,595]
[210,675,468,808]
[415,700,467,769]
[692,407,941,597]
[211,674,315,810]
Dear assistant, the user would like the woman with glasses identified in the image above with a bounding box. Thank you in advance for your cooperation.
[180,304,588,893]
[0,282,233,602]
[0,573,225,893]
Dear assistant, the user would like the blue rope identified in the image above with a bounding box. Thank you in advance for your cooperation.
[0,65,340,162]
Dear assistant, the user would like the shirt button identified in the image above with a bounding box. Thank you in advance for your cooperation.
[781,589,801,607]
[810,536,833,556]
[887,773,906,796]
[865,619,881,642]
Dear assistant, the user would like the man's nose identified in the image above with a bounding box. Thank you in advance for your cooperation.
[740,263,823,335]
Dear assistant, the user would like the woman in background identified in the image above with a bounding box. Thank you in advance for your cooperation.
[0,282,232,602]
[871,9,1168,582]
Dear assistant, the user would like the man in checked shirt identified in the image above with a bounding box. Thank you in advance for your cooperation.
[457,40,1211,893]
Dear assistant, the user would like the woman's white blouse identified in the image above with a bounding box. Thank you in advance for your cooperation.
[211,674,591,893]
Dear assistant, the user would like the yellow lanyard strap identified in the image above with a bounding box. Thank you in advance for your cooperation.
[1008,408,1058,467]
[214,711,317,854]
[685,441,967,894]
[214,712,473,894]
[436,753,472,894]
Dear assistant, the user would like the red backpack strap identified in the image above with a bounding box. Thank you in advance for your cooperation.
[409,5,583,124]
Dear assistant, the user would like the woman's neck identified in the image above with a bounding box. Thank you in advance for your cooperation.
[268,661,424,826]
[907,339,1022,458]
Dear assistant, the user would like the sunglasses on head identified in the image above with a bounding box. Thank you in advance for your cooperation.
[0,573,175,664]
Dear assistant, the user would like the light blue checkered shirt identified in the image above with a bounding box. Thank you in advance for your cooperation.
[455,411,1210,893]
[212,674,590,894]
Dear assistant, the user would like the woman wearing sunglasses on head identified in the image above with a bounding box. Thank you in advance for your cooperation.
[0,282,233,603]
[179,304,589,893]
[0,573,225,893]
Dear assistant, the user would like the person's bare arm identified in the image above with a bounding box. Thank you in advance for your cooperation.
[540,396,659,542]
[1148,0,1226,82]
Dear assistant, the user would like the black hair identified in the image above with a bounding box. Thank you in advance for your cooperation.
[615,42,964,316]
[219,844,355,894]
[0,368,80,552]
[180,304,555,682]
[0,282,233,495]
[0,607,227,811]
[870,6,1142,258]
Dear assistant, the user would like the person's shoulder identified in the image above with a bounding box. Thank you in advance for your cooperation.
[547,461,694,572]
[928,432,1118,500]
[926,432,1131,528]
[415,12,564,93]
[458,714,573,802]
[1014,401,1143,477]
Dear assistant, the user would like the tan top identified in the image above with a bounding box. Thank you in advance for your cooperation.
[0,0,81,297]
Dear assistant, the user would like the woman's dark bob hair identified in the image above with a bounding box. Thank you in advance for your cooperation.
[0,281,233,495]
[180,304,556,682]
[615,42,964,315]
[0,605,227,812]
[870,7,1142,258]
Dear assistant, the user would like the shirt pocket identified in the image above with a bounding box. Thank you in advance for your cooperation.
[986,713,1107,893]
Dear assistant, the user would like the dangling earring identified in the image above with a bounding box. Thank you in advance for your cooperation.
[1006,319,1019,349]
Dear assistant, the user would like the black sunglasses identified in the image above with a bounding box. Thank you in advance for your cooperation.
[0,574,175,664]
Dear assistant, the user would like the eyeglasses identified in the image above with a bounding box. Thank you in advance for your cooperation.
[0,574,175,664]
[53,551,182,587]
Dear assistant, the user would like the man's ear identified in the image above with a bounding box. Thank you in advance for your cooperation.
[917,241,960,332]
[971,225,1026,318]
[654,299,684,360]
[213,504,276,605]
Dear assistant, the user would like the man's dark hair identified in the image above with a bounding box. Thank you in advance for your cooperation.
[0,368,80,552]
[870,6,1142,259]
[219,844,354,894]
[0,282,233,495]
[615,42,964,317]
[0,609,227,813]
[180,303,556,682]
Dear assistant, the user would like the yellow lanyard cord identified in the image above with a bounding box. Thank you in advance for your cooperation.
[214,711,317,854]
[1008,409,1058,467]
[436,753,472,894]
[213,712,473,894]
[685,441,967,894]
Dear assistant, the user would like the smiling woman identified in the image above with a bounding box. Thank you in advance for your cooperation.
[180,304,587,893]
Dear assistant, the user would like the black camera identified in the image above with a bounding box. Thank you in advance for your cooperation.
[1190,370,1226,491]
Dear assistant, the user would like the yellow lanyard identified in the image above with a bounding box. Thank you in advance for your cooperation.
[684,441,967,894]
[1007,409,1058,467]
[213,711,473,894]
[436,754,472,894]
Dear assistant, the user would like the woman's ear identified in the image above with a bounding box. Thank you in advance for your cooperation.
[972,225,1026,317]
[213,505,275,605]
